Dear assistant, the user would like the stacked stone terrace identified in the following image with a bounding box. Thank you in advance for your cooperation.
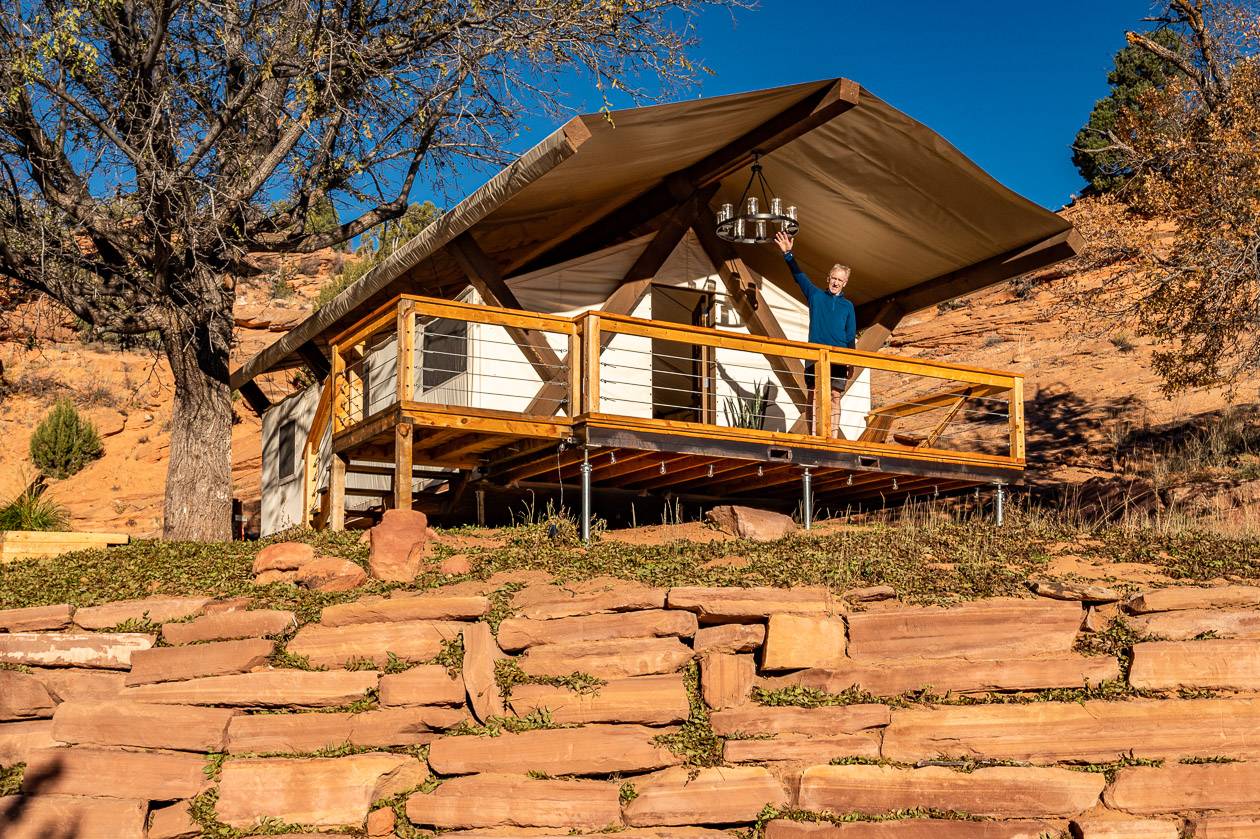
[2,570,1260,838]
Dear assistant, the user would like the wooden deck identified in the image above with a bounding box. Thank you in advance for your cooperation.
[306,295,1025,528]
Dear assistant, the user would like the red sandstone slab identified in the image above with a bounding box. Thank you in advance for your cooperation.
[623,766,788,826]
[120,669,379,707]
[498,609,697,652]
[0,670,55,720]
[29,667,126,702]
[710,704,891,737]
[799,764,1103,818]
[148,800,199,839]
[125,637,275,685]
[762,614,846,670]
[379,664,466,706]
[405,773,621,830]
[1129,640,1260,690]
[0,632,154,669]
[517,637,693,678]
[700,652,754,710]
[846,598,1083,661]
[881,698,1260,763]
[429,725,679,775]
[226,707,463,753]
[0,604,73,632]
[509,674,689,725]
[74,596,210,629]
[761,653,1120,697]
[285,620,464,668]
[320,593,490,625]
[23,746,210,799]
[724,732,881,763]
[162,609,297,644]
[0,794,147,839]
[1129,608,1260,640]
[1105,762,1260,814]
[667,586,838,620]
[692,623,765,654]
[1071,817,1181,838]
[512,580,667,620]
[764,820,1059,838]
[462,622,506,722]
[0,720,56,764]
[52,699,236,752]
[216,752,426,827]
[1125,585,1260,614]
[1187,817,1260,837]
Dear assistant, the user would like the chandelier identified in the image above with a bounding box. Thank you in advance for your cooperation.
[715,153,798,244]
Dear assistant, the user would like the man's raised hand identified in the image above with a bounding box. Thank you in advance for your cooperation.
[774,231,794,254]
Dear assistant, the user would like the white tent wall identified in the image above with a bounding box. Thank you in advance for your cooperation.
[261,384,319,535]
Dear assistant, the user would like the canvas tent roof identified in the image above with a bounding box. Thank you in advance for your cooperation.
[232,77,1076,390]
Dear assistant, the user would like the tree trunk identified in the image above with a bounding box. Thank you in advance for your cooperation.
[160,292,236,541]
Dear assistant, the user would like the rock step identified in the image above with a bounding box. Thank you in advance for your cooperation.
[723,732,882,763]
[0,720,57,764]
[1129,639,1260,690]
[379,664,466,706]
[699,651,755,710]
[666,586,837,620]
[509,674,690,725]
[1070,817,1181,838]
[623,766,788,827]
[763,614,846,670]
[161,609,296,644]
[0,604,74,632]
[52,699,236,752]
[1125,585,1260,614]
[285,620,464,668]
[1105,762,1260,814]
[428,724,680,775]
[73,596,210,630]
[692,622,765,654]
[517,637,693,679]
[764,821,1060,838]
[512,580,667,621]
[798,764,1104,819]
[405,773,621,830]
[320,593,490,626]
[0,632,154,669]
[0,671,55,721]
[497,609,697,652]
[125,637,274,685]
[28,667,125,702]
[709,704,891,737]
[120,669,379,707]
[0,794,147,839]
[23,746,210,800]
[1186,817,1260,838]
[225,707,464,754]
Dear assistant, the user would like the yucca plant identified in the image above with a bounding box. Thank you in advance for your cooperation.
[0,486,69,531]
[723,380,771,430]
[29,399,103,479]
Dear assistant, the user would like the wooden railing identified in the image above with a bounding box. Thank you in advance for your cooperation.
[313,293,1025,476]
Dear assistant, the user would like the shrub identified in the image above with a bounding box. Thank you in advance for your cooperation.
[0,487,69,531]
[29,399,103,479]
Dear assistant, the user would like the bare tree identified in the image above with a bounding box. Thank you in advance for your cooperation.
[0,0,736,539]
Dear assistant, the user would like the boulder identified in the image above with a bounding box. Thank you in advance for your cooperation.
[846,598,1083,661]
[498,609,698,652]
[0,720,57,764]
[1070,818,1180,838]
[462,622,506,722]
[293,557,367,592]
[762,652,1120,697]
[285,620,463,669]
[0,632,154,669]
[405,773,620,829]
[0,604,74,632]
[125,637,275,685]
[517,637,693,679]
[147,801,200,839]
[321,594,490,626]
[762,614,846,670]
[28,667,125,702]
[162,609,297,645]
[428,724,680,775]
[692,623,766,654]
[764,820,1058,838]
[226,707,461,754]
[216,752,426,828]
[667,586,837,620]
[623,766,788,826]
[1129,640,1260,691]
[379,664,467,706]
[0,670,55,720]
[710,705,891,737]
[798,764,1103,818]
[1186,817,1260,838]
[253,541,314,574]
[0,795,147,839]
[369,508,430,581]
[700,652,755,710]
[724,732,881,764]
[510,673,690,725]
[1105,762,1260,814]
[514,580,667,620]
[1030,580,1121,603]
[705,505,796,541]
[881,698,1260,763]
[1129,609,1260,641]
[52,699,236,752]
[23,746,210,799]
[1125,585,1260,614]
[120,670,378,707]
[73,596,209,630]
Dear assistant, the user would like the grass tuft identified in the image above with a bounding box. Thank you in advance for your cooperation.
[1,763,24,796]
[652,662,723,767]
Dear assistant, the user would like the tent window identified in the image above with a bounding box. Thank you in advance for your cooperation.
[422,318,468,391]
[277,420,297,480]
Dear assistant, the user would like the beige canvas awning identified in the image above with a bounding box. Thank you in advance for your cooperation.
[232,77,1076,391]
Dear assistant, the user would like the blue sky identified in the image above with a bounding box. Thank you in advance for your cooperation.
[445,0,1159,212]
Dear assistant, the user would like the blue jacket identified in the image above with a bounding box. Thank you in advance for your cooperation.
[785,253,856,349]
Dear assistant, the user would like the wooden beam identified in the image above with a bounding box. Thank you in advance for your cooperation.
[297,341,332,378]
[854,229,1083,329]
[238,380,271,415]
[447,232,567,386]
[524,191,712,416]
[519,78,861,273]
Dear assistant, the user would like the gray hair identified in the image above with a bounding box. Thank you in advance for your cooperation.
[829,263,851,278]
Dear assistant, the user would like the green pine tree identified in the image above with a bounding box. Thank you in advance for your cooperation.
[1073,28,1186,193]
[29,399,103,479]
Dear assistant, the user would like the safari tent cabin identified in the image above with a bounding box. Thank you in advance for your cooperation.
[231,78,1080,536]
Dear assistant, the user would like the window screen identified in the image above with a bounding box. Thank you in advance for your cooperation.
[277,420,297,480]
[421,318,468,391]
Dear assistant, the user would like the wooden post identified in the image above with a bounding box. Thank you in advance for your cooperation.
[1009,377,1026,461]
[567,330,582,418]
[396,300,416,405]
[329,453,347,531]
[394,422,413,511]
[814,349,831,439]
[582,312,601,414]
[302,439,317,527]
